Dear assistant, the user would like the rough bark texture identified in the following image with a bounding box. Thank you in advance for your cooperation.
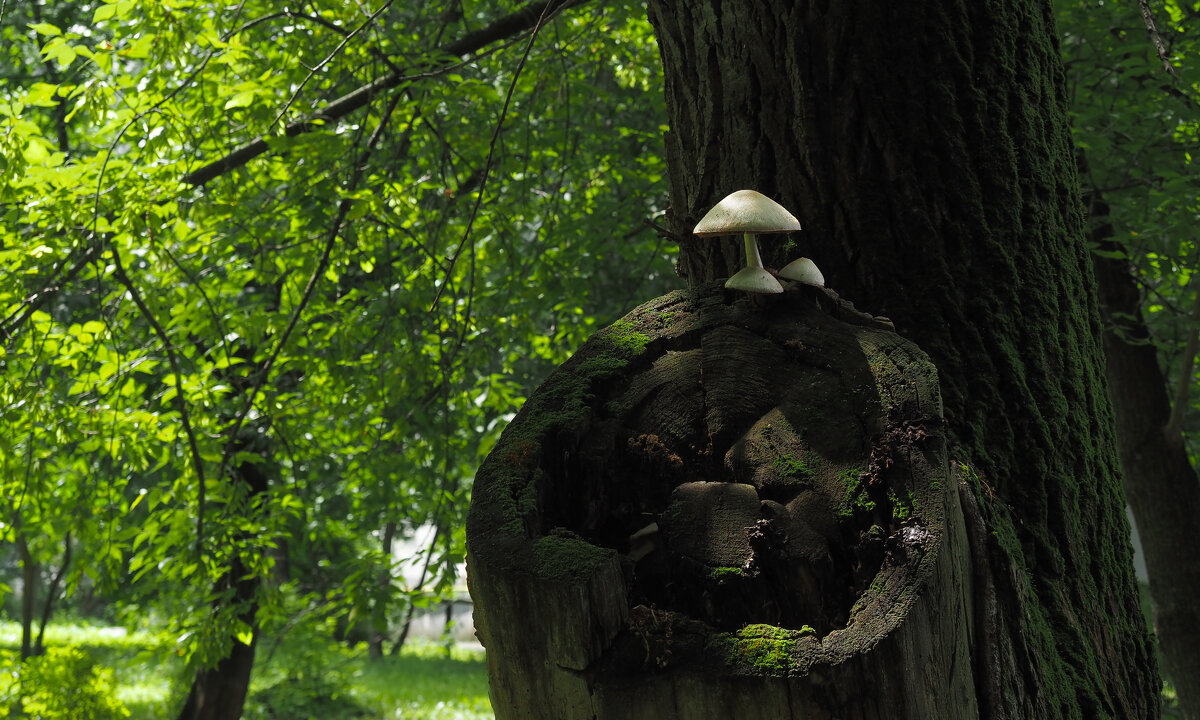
[1090,200,1200,719]
[469,282,976,719]
[644,0,1157,717]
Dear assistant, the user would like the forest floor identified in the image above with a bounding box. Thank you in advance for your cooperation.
[0,620,492,720]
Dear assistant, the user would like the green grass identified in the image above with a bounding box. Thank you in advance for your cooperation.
[0,620,493,720]
[349,643,493,720]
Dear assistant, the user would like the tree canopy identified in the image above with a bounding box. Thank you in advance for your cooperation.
[1,0,673,677]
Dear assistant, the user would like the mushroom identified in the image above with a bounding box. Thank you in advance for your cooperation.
[778,256,825,287]
[693,189,801,294]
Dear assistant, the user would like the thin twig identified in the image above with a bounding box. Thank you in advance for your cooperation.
[109,244,209,553]
[213,88,407,504]
[1138,0,1180,79]
[267,0,394,135]
[429,0,562,312]
[181,0,589,187]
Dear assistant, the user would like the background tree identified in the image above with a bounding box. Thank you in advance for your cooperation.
[1059,2,1200,714]
[1,0,673,715]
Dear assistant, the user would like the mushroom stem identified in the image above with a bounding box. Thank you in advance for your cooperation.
[743,232,765,269]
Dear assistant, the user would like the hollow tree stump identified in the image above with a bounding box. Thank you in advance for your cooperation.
[467,281,979,719]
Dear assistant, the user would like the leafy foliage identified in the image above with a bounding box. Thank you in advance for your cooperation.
[0,646,130,719]
[1060,0,1200,447]
[0,0,673,691]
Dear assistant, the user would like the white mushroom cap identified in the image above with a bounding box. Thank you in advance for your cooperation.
[693,190,801,236]
[726,266,784,294]
[778,257,825,287]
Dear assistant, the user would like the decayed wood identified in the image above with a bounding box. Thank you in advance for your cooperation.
[467,281,979,719]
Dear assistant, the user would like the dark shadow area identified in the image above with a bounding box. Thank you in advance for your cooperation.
[534,285,933,634]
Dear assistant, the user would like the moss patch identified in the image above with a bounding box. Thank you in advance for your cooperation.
[532,535,612,584]
[708,566,744,585]
[771,453,814,479]
[709,624,814,675]
[838,467,874,517]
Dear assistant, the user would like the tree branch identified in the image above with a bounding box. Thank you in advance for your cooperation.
[180,0,589,187]
[213,87,408,500]
[109,244,209,553]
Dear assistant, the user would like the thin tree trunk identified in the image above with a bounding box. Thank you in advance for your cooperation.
[15,531,36,661]
[368,520,397,660]
[33,532,70,656]
[176,448,271,720]
[1088,192,1200,720]
[390,524,441,656]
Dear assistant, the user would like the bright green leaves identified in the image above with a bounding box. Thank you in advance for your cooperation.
[93,0,137,24]
[1,0,676,684]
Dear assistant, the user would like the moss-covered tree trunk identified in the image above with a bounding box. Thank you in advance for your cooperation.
[468,0,1160,717]
[646,0,1157,716]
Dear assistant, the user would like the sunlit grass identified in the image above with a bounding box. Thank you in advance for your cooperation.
[351,642,492,720]
[0,619,493,720]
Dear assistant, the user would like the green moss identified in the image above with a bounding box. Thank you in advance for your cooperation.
[532,535,612,584]
[708,566,744,584]
[889,487,916,521]
[772,453,813,479]
[601,319,651,356]
[838,467,874,517]
[712,624,803,675]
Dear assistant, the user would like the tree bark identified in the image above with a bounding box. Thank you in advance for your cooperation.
[15,530,36,661]
[1088,194,1200,719]
[470,283,975,718]
[643,0,1157,716]
[33,532,70,657]
[176,562,259,720]
[469,0,1158,717]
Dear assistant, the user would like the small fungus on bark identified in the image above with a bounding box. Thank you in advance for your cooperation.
[778,256,825,287]
[693,189,801,294]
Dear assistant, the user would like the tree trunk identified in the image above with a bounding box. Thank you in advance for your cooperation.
[33,532,70,657]
[176,561,259,720]
[644,0,1157,716]
[15,531,36,661]
[1088,194,1200,719]
[368,520,398,660]
[177,449,271,720]
[468,0,1159,717]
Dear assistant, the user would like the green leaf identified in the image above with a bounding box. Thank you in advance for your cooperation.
[224,90,256,110]
[29,22,62,37]
[93,4,117,22]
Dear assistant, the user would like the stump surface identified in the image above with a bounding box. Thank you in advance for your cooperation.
[467,281,977,719]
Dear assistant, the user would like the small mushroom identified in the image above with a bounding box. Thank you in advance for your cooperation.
[693,189,801,294]
[778,256,825,287]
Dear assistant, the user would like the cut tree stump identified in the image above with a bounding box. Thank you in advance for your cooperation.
[467,281,980,719]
